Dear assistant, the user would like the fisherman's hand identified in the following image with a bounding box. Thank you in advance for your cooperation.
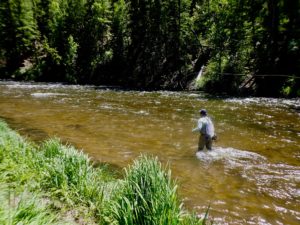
[212,135,217,141]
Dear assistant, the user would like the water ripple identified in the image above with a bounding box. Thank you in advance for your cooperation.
[196,147,266,162]
[31,92,67,98]
[224,97,300,110]
[197,147,300,204]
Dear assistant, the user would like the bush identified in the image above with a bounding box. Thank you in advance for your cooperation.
[197,54,248,95]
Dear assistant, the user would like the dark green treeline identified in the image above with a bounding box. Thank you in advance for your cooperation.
[0,0,299,96]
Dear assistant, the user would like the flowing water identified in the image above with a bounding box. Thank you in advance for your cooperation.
[0,81,299,224]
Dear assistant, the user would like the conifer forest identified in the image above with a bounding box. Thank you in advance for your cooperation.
[0,0,299,96]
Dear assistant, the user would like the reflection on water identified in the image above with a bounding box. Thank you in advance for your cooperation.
[0,81,299,224]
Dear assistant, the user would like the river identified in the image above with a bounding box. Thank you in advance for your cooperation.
[0,81,299,224]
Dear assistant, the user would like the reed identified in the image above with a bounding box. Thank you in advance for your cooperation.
[0,184,72,225]
[105,155,182,225]
[0,120,207,224]
[35,138,112,220]
[104,155,206,225]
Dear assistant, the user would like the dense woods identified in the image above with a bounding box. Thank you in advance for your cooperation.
[0,0,299,96]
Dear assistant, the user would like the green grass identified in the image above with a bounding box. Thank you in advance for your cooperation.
[0,185,68,225]
[105,155,182,224]
[0,119,207,224]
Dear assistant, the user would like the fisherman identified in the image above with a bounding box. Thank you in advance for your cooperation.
[192,109,216,151]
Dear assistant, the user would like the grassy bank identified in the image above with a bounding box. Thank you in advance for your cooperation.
[0,120,206,224]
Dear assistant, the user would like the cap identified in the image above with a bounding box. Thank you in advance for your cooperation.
[199,109,207,115]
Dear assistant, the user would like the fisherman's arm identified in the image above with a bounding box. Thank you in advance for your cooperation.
[192,127,199,132]
[192,120,202,132]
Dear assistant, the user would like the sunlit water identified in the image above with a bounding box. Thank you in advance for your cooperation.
[0,81,299,224]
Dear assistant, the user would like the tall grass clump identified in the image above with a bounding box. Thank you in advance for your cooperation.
[35,138,116,221]
[106,155,185,225]
[0,121,37,191]
[0,184,74,225]
[0,120,111,223]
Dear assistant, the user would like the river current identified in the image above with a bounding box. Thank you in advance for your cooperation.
[0,81,299,224]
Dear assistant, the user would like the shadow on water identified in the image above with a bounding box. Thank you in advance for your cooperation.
[0,115,124,179]
[65,124,84,130]
[0,116,49,142]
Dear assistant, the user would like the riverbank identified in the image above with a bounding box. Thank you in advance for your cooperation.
[0,120,206,224]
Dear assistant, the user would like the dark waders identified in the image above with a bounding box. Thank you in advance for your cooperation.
[198,134,212,151]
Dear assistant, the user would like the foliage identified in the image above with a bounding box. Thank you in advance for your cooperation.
[281,77,300,97]
[0,0,299,95]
